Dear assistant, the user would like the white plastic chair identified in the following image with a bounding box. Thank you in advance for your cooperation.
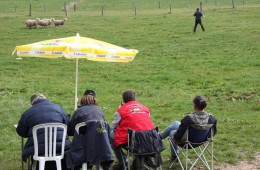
[75,122,88,170]
[32,123,67,170]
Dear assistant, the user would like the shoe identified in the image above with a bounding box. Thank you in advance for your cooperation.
[167,156,178,162]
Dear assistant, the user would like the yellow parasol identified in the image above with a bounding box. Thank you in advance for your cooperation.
[12,33,138,109]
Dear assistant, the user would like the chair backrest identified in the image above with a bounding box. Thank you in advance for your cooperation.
[180,125,213,148]
[128,128,165,155]
[32,123,67,161]
[75,122,87,135]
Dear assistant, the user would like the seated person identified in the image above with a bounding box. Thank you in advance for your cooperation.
[68,90,106,135]
[67,90,113,170]
[111,90,155,170]
[159,95,217,160]
[16,93,71,170]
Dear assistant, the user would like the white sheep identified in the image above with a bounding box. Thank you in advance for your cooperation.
[52,18,67,27]
[37,19,52,28]
[25,18,40,29]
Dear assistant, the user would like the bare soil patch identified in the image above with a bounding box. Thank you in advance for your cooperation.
[216,152,260,170]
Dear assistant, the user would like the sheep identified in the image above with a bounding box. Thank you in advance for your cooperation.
[52,18,67,27]
[25,18,40,29]
[37,19,52,28]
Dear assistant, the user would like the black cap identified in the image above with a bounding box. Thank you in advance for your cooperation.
[84,90,96,97]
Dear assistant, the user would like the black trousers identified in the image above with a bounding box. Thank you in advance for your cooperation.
[194,19,205,32]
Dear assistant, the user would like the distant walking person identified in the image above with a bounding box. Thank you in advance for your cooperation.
[193,8,205,32]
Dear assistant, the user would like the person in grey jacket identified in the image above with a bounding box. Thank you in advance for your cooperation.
[159,96,217,160]
[16,93,71,170]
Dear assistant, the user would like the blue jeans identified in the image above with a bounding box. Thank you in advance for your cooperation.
[160,121,181,157]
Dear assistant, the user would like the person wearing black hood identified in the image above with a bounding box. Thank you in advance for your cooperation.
[16,93,71,170]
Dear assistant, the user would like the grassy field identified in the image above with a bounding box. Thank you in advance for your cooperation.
[0,0,259,169]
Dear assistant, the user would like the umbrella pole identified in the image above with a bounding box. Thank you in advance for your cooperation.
[74,58,78,110]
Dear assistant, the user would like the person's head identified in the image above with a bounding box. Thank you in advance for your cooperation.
[122,90,136,103]
[80,89,97,105]
[193,95,207,111]
[196,8,199,11]
[30,93,46,105]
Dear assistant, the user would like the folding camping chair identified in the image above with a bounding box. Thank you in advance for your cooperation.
[168,125,215,170]
[122,128,165,170]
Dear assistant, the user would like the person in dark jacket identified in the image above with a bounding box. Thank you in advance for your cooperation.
[67,90,112,169]
[67,90,106,136]
[159,95,217,160]
[16,93,71,170]
[193,8,205,32]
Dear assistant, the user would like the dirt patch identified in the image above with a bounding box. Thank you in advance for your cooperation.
[216,152,260,170]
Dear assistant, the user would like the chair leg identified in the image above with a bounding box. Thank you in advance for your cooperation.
[32,160,37,170]
[38,160,45,170]
[82,163,88,170]
[55,160,62,170]
[96,163,104,170]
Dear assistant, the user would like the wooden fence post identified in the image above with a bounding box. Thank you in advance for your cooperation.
[29,4,32,16]
[200,2,202,11]
[158,2,160,9]
[169,4,172,14]
[134,5,137,16]
[102,5,104,15]
[44,3,46,12]
[74,4,76,12]
[64,3,68,16]
[232,0,235,8]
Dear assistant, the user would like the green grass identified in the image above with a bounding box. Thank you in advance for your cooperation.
[0,0,259,169]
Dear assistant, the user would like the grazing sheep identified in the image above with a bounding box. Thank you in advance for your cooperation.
[37,19,52,28]
[52,18,67,27]
[25,18,40,29]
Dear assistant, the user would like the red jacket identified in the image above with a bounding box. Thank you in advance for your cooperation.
[114,101,154,147]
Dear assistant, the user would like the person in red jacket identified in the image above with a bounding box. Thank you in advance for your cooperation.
[111,90,154,170]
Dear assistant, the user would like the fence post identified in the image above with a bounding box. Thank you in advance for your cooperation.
[74,4,76,12]
[158,1,160,9]
[64,3,68,16]
[200,2,202,11]
[232,0,235,8]
[134,5,137,16]
[169,4,172,14]
[215,0,218,6]
[14,5,17,13]
[102,5,104,15]
[29,4,32,16]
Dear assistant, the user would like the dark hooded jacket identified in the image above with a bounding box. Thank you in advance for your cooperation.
[16,99,71,161]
